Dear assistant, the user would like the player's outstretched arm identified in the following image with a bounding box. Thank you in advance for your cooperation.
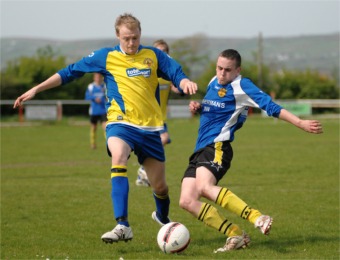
[13,73,62,108]
[278,109,323,134]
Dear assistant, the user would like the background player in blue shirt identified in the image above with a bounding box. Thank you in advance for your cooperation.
[85,73,107,149]
[13,13,198,244]
[179,49,323,252]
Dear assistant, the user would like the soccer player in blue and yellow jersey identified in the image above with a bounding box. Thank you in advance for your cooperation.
[13,13,198,243]
[136,39,181,187]
[85,73,107,149]
[179,49,323,252]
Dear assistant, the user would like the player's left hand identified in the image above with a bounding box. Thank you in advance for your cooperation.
[189,101,201,114]
[181,79,198,95]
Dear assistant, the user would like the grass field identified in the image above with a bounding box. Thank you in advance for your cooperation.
[1,116,339,259]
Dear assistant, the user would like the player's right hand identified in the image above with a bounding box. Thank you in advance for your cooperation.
[13,88,37,108]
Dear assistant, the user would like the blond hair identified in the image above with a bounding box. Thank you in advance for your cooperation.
[115,13,141,34]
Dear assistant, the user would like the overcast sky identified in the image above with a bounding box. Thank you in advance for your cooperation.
[1,0,339,40]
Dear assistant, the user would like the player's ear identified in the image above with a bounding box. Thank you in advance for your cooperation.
[115,27,120,38]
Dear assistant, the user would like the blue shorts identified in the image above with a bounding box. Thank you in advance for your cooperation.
[159,123,168,135]
[106,124,165,164]
[159,123,171,144]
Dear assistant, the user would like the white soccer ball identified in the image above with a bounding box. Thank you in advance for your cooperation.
[157,222,190,254]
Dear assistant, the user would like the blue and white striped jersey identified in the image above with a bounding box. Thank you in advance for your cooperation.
[195,75,282,151]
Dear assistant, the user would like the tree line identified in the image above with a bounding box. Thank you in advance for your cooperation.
[1,39,339,103]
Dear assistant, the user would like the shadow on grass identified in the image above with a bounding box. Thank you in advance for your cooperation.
[255,235,340,254]
[192,233,339,255]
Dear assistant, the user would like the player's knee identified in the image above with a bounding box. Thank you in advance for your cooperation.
[196,183,211,198]
[179,195,193,212]
[179,197,188,210]
[152,182,168,195]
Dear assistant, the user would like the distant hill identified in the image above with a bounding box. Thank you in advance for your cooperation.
[1,33,339,74]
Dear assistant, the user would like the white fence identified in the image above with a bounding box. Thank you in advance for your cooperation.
[1,99,339,121]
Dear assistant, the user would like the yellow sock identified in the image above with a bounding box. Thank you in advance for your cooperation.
[198,202,243,237]
[216,187,262,223]
[90,128,96,147]
[247,209,262,224]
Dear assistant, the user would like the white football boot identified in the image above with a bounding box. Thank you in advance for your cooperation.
[135,166,150,187]
[151,211,171,226]
[101,224,133,243]
[214,232,250,253]
[254,215,273,235]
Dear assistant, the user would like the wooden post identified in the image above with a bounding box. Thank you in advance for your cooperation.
[18,105,24,123]
[57,101,62,121]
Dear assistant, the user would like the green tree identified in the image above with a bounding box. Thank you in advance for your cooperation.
[1,45,92,100]
[273,69,339,99]
[170,34,210,81]
[241,61,273,94]
[194,60,215,99]
[1,46,65,99]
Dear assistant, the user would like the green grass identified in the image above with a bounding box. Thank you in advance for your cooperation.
[1,116,339,259]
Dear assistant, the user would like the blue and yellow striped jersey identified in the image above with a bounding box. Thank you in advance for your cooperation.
[58,45,187,131]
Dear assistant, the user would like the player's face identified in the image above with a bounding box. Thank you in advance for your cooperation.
[117,25,141,55]
[93,73,103,84]
[216,57,241,85]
